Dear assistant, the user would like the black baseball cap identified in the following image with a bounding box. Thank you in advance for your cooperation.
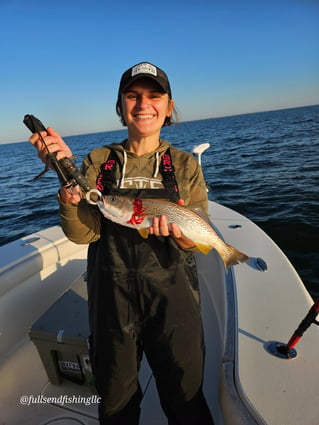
[117,62,172,99]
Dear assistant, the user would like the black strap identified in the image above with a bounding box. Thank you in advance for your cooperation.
[96,150,118,193]
[159,148,180,201]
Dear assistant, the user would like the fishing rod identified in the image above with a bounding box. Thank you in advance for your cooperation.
[23,114,91,192]
[268,298,319,359]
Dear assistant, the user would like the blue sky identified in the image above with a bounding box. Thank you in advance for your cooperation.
[1,0,318,143]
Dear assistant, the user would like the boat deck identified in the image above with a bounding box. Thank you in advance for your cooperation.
[0,240,223,425]
[0,269,221,425]
[210,202,319,425]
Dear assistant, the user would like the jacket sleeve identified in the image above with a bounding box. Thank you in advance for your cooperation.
[58,149,106,244]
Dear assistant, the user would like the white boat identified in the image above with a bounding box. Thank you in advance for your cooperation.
[1,198,318,425]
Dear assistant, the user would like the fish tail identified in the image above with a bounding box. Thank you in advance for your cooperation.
[223,244,250,271]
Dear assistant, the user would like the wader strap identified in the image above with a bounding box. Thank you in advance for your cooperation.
[96,150,119,193]
[96,148,180,201]
[159,148,180,202]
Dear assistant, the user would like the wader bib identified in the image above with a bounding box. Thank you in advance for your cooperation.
[87,148,214,425]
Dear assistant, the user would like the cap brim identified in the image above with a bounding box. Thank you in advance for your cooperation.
[121,74,169,94]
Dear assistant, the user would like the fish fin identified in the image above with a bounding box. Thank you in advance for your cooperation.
[138,228,149,239]
[188,206,211,225]
[195,243,212,255]
[223,245,250,271]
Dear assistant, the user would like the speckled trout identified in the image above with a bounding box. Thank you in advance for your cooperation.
[92,195,249,270]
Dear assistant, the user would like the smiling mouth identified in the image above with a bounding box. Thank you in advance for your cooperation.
[134,114,154,120]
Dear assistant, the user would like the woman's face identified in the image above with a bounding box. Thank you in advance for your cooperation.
[121,78,174,139]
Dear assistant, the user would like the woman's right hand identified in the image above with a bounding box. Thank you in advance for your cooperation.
[29,127,73,165]
[29,127,82,203]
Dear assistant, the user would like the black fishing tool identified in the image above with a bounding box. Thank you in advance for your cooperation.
[23,114,91,192]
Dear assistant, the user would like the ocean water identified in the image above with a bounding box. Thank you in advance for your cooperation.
[1,105,318,299]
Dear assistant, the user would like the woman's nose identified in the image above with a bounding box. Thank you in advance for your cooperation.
[136,94,149,109]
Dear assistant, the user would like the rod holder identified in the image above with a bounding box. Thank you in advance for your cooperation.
[265,299,319,360]
[266,341,297,360]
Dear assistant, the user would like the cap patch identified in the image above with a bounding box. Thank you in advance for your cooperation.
[131,63,157,77]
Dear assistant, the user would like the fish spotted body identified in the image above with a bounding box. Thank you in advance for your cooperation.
[97,195,249,270]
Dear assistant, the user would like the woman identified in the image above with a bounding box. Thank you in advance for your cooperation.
[30,62,214,425]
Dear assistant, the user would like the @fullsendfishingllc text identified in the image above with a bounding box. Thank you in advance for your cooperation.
[20,394,101,406]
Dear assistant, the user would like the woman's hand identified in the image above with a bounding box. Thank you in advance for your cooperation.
[149,199,196,250]
[29,127,73,165]
[59,184,82,204]
[29,127,82,204]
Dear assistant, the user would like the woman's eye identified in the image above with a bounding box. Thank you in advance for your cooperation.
[149,92,162,99]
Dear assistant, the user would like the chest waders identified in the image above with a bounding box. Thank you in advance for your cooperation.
[87,149,214,425]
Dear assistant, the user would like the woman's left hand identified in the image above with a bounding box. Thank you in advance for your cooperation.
[149,200,196,250]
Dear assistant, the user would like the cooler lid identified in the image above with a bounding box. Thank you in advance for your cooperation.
[30,276,90,345]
